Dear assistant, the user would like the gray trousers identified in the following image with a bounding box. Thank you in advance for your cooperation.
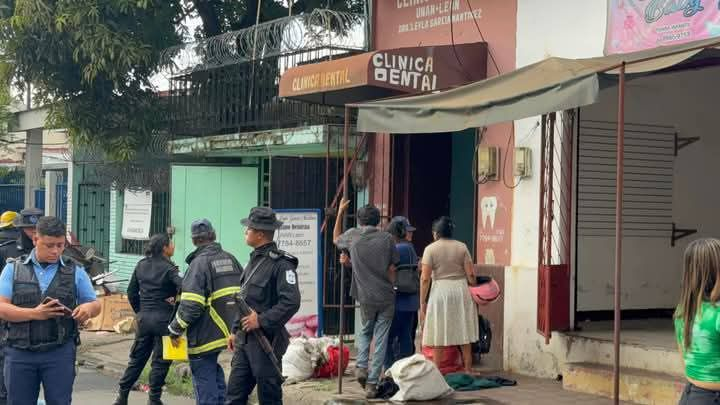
[680,383,720,404]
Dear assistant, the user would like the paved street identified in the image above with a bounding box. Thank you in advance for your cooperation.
[70,366,195,405]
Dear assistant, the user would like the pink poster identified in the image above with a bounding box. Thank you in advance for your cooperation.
[605,0,720,55]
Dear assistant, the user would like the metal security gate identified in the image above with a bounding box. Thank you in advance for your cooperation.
[537,112,575,343]
[76,184,111,263]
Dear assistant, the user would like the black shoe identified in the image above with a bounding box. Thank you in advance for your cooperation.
[112,390,129,405]
[147,399,164,405]
[365,384,378,399]
[355,367,368,389]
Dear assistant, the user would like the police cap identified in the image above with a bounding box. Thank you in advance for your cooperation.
[241,207,283,231]
[13,208,43,228]
[191,218,215,238]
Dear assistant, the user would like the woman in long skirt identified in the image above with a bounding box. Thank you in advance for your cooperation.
[420,216,478,373]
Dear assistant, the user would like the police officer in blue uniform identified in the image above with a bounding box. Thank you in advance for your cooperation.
[0,208,43,404]
[226,207,301,405]
[0,216,100,405]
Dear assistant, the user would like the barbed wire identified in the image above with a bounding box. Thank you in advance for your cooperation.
[158,9,366,78]
[67,132,172,192]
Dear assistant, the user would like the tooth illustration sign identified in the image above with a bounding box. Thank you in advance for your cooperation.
[481,196,498,229]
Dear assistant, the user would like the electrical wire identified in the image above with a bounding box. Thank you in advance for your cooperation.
[449,2,473,81]
[465,0,502,75]
[502,129,522,189]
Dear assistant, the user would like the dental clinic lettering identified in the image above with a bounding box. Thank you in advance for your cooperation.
[643,0,706,23]
[372,52,437,92]
[290,68,351,92]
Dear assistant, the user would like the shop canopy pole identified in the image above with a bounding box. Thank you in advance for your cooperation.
[613,62,626,405]
[338,105,351,394]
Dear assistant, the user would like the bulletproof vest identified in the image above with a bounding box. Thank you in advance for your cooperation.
[7,258,78,351]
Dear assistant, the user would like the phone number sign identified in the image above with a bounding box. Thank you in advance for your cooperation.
[274,210,323,337]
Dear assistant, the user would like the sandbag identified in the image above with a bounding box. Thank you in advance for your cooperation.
[385,354,454,401]
[421,345,463,375]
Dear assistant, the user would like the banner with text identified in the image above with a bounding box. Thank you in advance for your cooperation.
[606,0,720,54]
[275,210,323,338]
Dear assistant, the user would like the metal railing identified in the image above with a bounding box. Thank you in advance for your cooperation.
[167,48,359,137]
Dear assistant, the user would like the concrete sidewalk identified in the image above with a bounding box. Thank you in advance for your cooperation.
[77,331,631,404]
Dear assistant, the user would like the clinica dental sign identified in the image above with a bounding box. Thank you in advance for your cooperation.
[372,52,438,92]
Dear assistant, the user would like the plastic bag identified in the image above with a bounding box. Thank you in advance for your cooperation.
[385,354,454,401]
[282,339,315,383]
[421,345,463,375]
[313,345,349,378]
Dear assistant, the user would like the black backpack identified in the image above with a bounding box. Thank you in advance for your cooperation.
[394,263,419,294]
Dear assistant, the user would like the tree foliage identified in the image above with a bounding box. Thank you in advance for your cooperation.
[188,0,364,38]
[0,0,364,161]
[0,0,183,161]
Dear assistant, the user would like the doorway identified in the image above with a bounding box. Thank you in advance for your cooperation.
[391,131,477,256]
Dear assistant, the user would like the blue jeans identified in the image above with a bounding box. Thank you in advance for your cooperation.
[356,304,394,385]
[4,341,76,405]
[384,310,417,370]
[189,351,226,405]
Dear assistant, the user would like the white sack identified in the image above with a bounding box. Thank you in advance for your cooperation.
[385,354,454,401]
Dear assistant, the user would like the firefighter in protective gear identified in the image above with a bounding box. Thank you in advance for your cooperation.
[0,211,18,245]
[167,219,242,405]
[226,207,301,405]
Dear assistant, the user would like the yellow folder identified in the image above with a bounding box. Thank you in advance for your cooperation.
[162,336,188,361]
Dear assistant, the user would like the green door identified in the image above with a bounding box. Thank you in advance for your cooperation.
[171,165,259,271]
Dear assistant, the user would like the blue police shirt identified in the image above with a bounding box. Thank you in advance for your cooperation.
[0,250,97,304]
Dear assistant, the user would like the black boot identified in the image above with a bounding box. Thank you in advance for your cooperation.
[112,389,129,405]
[147,390,164,405]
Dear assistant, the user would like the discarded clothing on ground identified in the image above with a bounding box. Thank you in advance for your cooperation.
[445,373,518,391]
[313,343,350,378]
[385,354,454,401]
[282,337,347,384]
[376,376,400,399]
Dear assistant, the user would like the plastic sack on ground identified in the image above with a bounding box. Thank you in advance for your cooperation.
[421,345,463,375]
[282,338,316,384]
[385,354,454,401]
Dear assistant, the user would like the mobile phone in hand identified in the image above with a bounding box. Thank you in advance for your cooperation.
[41,297,73,316]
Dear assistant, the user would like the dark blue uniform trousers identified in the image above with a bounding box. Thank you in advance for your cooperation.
[4,341,76,405]
[189,351,226,405]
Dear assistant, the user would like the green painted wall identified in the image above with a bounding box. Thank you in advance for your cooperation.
[109,189,143,291]
[450,130,477,257]
[171,165,259,271]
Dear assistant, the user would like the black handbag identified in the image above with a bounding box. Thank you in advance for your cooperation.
[473,315,492,355]
[395,263,419,294]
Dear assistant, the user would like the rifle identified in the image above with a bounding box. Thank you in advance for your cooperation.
[232,292,285,380]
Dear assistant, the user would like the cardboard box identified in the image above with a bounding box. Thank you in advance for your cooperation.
[85,294,135,332]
